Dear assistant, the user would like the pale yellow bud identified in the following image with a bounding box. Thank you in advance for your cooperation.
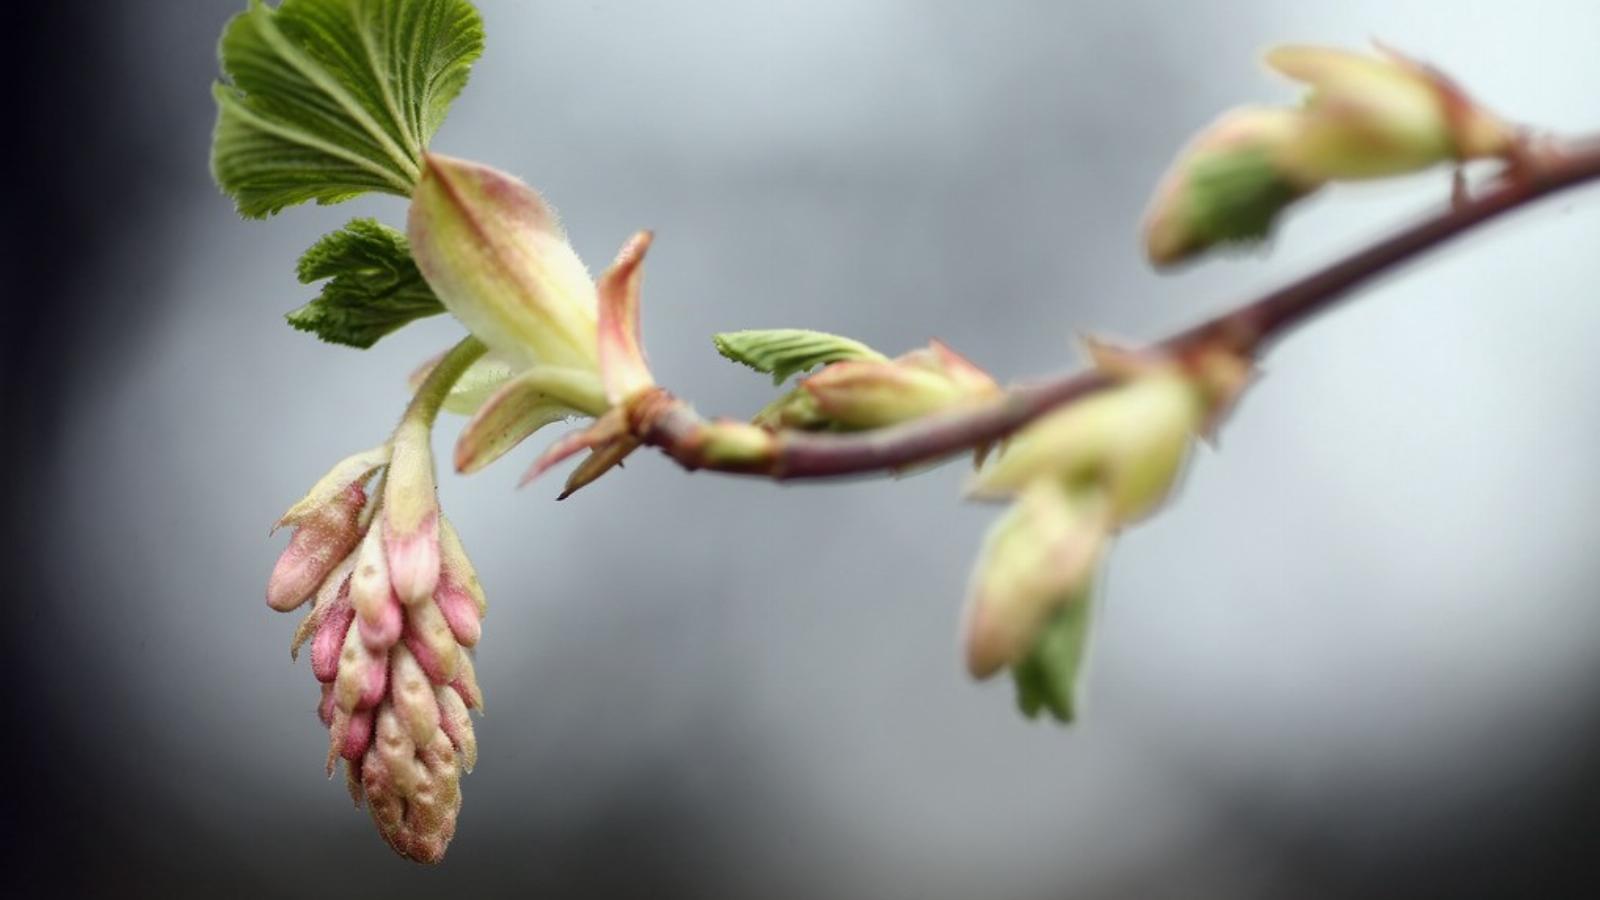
[971,373,1204,524]
[1266,44,1515,181]
[800,341,1000,430]
[963,481,1108,678]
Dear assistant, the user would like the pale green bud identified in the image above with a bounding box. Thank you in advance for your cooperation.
[970,373,1204,524]
[963,481,1108,679]
[408,154,599,373]
[795,340,1000,430]
[1266,44,1516,182]
[1143,106,1315,267]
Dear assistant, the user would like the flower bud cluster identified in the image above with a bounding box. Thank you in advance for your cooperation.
[961,364,1226,719]
[267,430,485,863]
[1144,44,1519,267]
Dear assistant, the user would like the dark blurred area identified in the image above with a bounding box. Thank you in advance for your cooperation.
[9,2,1600,898]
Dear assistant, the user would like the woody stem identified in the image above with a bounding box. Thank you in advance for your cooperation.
[640,137,1600,480]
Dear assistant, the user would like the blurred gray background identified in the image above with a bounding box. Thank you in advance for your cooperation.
[10,1,1600,897]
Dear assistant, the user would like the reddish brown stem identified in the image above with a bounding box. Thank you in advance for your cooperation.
[642,141,1600,480]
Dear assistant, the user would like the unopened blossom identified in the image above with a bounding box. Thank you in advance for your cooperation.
[963,480,1108,678]
[756,340,1001,431]
[1142,106,1314,267]
[1144,44,1518,266]
[1266,44,1515,182]
[267,342,488,863]
[408,154,663,492]
[961,370,1211,703]
[969,371,1206,523]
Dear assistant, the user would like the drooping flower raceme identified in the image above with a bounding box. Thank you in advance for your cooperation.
[267,339,487,863]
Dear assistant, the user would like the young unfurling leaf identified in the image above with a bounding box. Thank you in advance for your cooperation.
[288,219,445,348]
[712,329,887,385]
[1012,588,1095,723]
[211,0,485,218]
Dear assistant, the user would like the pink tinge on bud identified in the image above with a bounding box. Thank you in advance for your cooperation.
[267,484,366,612]
[403,599,462,684]
[357,589,405,650]
[335,623,391,712]
[596,230,657,405]
[341,708,375,762]
[384,509,441,606]
[450,653,485,711]
[435,685,478,773]
[311,594,356,684]
[391,646,443,747]
[318,683,337,726]
[384,418,442,606]
[433,579,482,648]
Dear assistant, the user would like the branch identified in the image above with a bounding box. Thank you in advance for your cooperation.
[641,138,1600,480]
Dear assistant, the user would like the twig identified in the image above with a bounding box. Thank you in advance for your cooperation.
[640,139,1600,480]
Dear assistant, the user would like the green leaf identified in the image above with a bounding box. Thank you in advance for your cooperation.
[1012,588,1094,724]
[287,219,445,348]
[211,0,485,218]
[712,329,887,386]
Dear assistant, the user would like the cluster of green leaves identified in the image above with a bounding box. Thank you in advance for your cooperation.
[289,219,445,347]
[712,329,886,385]
[212,0,483,347]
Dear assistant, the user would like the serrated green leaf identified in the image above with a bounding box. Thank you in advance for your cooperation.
[211,0,485,218]
[287,218,445,348]
[712,329,887,386]
[1011,588,1094,724]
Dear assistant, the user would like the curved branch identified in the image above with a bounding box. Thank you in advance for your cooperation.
[641,139,1600,480]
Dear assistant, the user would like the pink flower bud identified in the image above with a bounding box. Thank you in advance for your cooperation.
[329,707,375,766]
[403,598,462,685]
[435,685,478,773]
[349,525,392,625]
[290,557,355,661]
[356,590,404,650]
[267,483,366,612]
[433,584,481,648]
[450,652,485,711]
[335,622,389,712]
[439,517,487,617]
[311,593,355,684]
[390,645,442,747]
[384,420,441,606]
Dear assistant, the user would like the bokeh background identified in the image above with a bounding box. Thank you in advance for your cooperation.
[11,1,1600,897]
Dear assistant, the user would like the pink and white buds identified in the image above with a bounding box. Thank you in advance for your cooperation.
[266,482,364,612]
[264,437,487,864]
[384,418,442,605]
